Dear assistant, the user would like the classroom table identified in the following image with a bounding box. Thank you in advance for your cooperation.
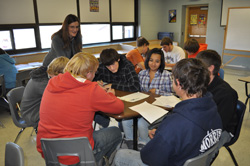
[106,90,172,150]
[15,62,43,72]
[238,76,250,107]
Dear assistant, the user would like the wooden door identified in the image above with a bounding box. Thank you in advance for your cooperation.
[187,6,208,43]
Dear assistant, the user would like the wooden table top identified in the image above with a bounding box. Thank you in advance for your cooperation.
[107,90,172,120]
[238,76,250,83]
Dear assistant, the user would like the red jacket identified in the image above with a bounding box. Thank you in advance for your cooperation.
[37,72,124,164]
[188,43,208,58]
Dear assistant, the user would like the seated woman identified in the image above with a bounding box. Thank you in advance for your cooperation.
[36,52,124,165]
[21,56,69,127]
[122,48,174,148]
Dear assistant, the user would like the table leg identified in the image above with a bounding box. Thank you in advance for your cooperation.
[133,117,138,151]
[244,82,250,108]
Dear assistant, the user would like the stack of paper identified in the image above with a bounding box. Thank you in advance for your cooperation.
[152,95,181,108]
[118,92,149,102]
[129,101,168,124]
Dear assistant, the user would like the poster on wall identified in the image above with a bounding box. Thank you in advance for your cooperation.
[190,14,198,25]
[169,9,176,23]
[90,0,99,12]
[199,14,206,25]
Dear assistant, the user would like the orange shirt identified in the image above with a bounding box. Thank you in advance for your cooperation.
[126,49,144,74]
[188,43,208,58]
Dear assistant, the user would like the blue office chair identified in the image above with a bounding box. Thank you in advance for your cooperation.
[223,100,246,166]
[218,68,224,80]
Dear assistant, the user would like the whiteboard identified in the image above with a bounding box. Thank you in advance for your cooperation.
[224,7,250,52]
[221,0,250,26]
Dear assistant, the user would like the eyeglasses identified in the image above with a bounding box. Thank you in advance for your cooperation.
[69,26,80,29]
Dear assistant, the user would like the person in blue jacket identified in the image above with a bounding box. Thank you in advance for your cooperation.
[114,58,223,166]
[0,48,18,109]
[0,48,18,91]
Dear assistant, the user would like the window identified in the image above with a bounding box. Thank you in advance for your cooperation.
[13,28,36,49]
[39,25,61,49]
[0,30,12,50]
[124,26,134,38]
[112,25,134,40]
[81,24,111,44]
[112,25,123,40]
[0,0,138,54]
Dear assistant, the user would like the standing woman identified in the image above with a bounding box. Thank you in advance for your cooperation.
[42,14,82,67]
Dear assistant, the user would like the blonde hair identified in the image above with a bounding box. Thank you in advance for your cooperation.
[47,56,69,76]
[64,52,99,78]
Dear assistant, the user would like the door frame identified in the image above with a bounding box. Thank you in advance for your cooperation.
[181,5,209,47]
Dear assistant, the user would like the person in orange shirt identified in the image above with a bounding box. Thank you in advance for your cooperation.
[126,36,149,74]
[184,38,208,58]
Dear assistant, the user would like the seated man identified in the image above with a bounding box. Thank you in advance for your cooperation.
[94,48,140,92]
[184,38,207,58]
[20,56,69,127]
[37,53,124,165]
[126,36,149,74]
[196,50,238,146]
[160,37,185,68]
[114,58,222,166]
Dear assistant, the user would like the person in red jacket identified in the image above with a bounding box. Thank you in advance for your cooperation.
[184,38,208,58]
[37,52,124,165]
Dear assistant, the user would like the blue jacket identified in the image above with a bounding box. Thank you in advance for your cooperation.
[140,92,222,166]
[0,53,18,89]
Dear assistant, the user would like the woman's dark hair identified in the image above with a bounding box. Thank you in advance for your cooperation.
[144,48,165,73]
[100,48,120,66]
[52,14,82,53]
[172,58,210,98]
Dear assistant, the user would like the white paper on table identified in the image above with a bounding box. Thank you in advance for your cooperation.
[152,95,181,108]
[28,62,43,67]
[118,92,149,102]
[129,101,168,124]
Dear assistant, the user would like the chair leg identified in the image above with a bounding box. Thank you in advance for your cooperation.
[0,121,5,128]
[225,146,238,166]
[2,96,9,104]
[30,128,35,136]
[14,128,25,143]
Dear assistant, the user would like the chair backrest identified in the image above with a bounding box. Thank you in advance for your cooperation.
[0,74,6,98]
[5,142,24,166]
[224,100,246,147]
[40,137,97,166]
[6,86,28,128]
[183,143,219,166]
[218,68,224,80]
[16,69,32,87]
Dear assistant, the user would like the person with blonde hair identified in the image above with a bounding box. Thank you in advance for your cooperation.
[21,56,69,127]
[37,52,124,165]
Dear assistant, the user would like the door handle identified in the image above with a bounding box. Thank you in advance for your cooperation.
[189,34,206,38]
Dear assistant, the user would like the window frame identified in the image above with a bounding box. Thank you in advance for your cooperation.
[0,0,138,55]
